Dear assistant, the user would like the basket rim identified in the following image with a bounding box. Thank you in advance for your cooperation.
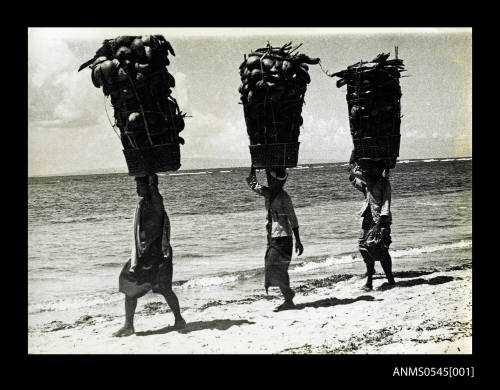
[123,142,181,151]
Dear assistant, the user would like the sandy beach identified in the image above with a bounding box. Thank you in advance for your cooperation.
[28,262,471,354]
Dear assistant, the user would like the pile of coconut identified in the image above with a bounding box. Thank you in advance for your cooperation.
[238,42,320,145]
[79,35,186,149]
[331,52,405,168]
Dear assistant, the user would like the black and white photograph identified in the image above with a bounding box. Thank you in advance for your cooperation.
[27,27,472,355]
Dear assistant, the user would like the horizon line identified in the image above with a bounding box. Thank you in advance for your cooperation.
[28,156,472,178]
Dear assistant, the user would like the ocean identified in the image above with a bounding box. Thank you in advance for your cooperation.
[28,158,472,331]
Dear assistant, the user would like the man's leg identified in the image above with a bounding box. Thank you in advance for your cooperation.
[160,288,186,328]
[274,257,295,311]
[274,286,295,311]
[379,226,395,285]
[280,286,295,303]
[360,248,375,290]
[359,224,375,290]
[113,296,137,337]
[380,251,395,285]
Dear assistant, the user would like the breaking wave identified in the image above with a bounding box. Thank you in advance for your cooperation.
[28,240,471,314]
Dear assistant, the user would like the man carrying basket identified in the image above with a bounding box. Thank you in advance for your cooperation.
[349,156,396,291]
[247,166,304,311]
[113,174,186,337]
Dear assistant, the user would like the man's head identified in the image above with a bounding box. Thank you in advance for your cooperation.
[266,168,288,190]
[135,174,158,198]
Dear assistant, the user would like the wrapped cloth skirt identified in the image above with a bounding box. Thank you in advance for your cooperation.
[264,236,293,293]
[119,245,173,299]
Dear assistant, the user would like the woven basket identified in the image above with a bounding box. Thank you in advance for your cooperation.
[123,143,181,176]
[353,135,400,160]
[249,142,300,168]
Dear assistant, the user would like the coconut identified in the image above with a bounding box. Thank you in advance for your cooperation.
[255,80,266,90]
[115,46,132,62]
[91,65,103,87]
[99,60,118,85]
[90,56,109,69]
[144,46,153,62]
[114,36,135,49]
[174,115,185,132]
[350,105,361,117]
[164,72,175,88]
[135,63,150,71]
[295,67,311,84]
[117,67,128,82]
[246,56,261,69]
[249,68,263,81]
[130,38,145,57]
[141,35,152,46]
[269,63,280,75]
[261,58,274,69]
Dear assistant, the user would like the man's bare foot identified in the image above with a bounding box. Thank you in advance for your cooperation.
[112,325,135,337]
[173,318,186,329]
[378,281,396,291]
[274,301,295,312]
[361,283,373,291]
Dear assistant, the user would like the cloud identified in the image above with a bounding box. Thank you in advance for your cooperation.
[180,109,248,159]
[298,110,353,161]
[29,34,103,129]
[29,37,76,88]
[171,72,189,111]
[27,29,472,175]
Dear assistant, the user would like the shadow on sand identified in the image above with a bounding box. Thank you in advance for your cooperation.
[136,319,256,336]
[372,270,437,281]
[293,295,381,310]
[378,275,455,291]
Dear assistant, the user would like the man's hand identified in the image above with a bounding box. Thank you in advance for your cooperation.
[295,241,304,256]
[163,244,172,259]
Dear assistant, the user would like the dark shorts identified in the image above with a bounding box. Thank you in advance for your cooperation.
[119,252,173,299]
[264,236,293,292]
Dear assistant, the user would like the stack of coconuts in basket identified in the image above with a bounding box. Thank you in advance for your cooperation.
[238,42,320,168]
[332,52,405,170]
[79,34,186,174]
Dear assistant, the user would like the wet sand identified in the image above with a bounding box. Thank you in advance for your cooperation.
[28,263,472,354]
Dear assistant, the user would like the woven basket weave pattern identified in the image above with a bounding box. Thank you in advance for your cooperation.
[123,143,181,176]
[249,142,300,168]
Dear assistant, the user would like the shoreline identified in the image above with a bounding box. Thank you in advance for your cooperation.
[28,263,472,354]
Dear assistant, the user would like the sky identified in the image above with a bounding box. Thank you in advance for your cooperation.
[28,27,472,176]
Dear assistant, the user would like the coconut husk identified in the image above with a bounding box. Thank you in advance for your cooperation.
[331,52,405,164]
[80,35,186,150]
[238,42,319,145]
